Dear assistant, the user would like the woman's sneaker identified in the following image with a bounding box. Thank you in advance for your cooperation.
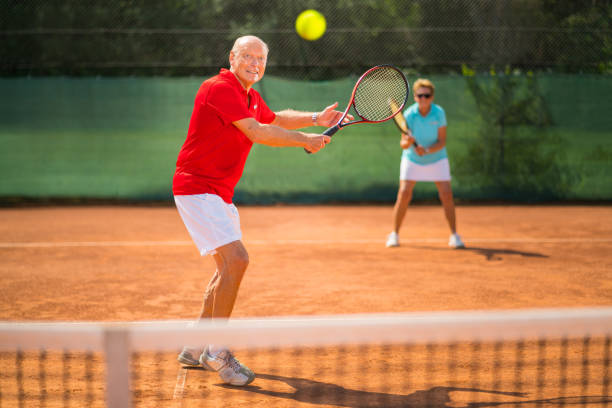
[448,233,465,249]
[200,347,255,386]
[386,231,399,247]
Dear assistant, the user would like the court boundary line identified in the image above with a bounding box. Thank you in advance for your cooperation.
[172,367,187,407]
[1,237,611,248]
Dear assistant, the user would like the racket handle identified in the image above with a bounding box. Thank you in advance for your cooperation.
[304,124,341,154]
[323,125,340,136]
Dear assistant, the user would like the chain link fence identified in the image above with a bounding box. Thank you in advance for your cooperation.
[2,0,611,78]
[1,0,611,203]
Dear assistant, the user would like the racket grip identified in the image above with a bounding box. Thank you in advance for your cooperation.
[304,124,340,154]
[323,125,340,136]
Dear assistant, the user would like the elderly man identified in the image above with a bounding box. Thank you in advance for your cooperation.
[173,35,346,386]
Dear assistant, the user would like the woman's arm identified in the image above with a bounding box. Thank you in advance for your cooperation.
[415,126,447,156]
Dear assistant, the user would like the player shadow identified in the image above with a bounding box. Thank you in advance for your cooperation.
[220,373,611,408]
[412,245,548,261]
[461,246,548,261]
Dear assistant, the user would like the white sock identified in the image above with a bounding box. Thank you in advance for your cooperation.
[183,321,202,355]
[207,345,227,357]
[181,346,200,355]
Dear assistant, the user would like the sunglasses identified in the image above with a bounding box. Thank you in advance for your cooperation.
[416,93,432,99]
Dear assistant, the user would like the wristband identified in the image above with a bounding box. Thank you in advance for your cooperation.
[312,112,318,125]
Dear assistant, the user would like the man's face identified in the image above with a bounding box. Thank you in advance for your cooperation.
[229,40,267,89]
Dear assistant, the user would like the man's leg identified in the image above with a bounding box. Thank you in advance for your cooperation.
[194,239,248,320]
[178,241,247,367]
[197,240,255,386]
[207,240,249,319]
[195,270,218,320]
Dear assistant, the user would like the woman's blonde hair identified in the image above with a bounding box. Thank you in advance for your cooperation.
[413,78,435,95]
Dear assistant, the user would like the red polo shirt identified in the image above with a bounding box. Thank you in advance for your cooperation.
[173,69,276,203]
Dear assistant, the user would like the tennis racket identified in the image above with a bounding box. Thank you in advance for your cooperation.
[389,99,418,148]
[306,64,409,153]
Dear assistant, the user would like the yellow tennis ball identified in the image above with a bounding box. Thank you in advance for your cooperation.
[295,9,326,41]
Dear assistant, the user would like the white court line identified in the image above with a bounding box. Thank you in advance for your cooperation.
[1,237,611,248]
[0,240,192,248]
[253,238,612,244]
[172,367,187,406]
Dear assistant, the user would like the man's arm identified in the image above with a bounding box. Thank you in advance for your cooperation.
[233,117,330,153]
[271,109,318,130]
[271,102,350,130]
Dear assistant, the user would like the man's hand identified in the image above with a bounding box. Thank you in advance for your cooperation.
[304,134,331,153]
[316,102,354,127]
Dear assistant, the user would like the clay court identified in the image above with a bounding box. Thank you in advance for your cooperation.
[1,205,611,407]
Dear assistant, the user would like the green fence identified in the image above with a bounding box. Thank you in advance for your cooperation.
[0,74,610,204]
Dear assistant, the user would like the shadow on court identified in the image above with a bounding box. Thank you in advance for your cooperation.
[219,373,611,408]
[412,245,548,261]
[462,246,548,261]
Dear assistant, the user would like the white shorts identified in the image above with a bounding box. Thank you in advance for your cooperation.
[174,194,242,256]
[400,157,451,182]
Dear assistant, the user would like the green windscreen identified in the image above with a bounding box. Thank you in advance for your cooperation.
[0,74,610,203]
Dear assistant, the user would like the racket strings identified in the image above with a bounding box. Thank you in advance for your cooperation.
[353,67,408,122]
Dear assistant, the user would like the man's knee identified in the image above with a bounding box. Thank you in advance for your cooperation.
[217,242,249,269]
[216,252,248,288]
[221,245,249,279]
[230,250,249,272]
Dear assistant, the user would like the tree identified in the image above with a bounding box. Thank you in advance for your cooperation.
[457,65,571,200]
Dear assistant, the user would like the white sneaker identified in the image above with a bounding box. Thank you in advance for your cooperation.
[177,347,214,370]
[178,347,200,366]
[449,233,465,249]
[386,231,399,247]
[200,347,255,386]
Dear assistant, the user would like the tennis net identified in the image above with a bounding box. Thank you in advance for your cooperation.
[1,308,611,407]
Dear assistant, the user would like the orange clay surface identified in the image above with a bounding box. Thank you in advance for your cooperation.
[1,205,611,407]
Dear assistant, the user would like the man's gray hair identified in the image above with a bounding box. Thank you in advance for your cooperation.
[231,35,269,55]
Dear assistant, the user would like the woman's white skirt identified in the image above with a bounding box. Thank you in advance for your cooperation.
[400,157,451,181]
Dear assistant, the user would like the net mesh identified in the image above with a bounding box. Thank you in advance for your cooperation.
[1,308,611,407]
[353,66,409,122]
